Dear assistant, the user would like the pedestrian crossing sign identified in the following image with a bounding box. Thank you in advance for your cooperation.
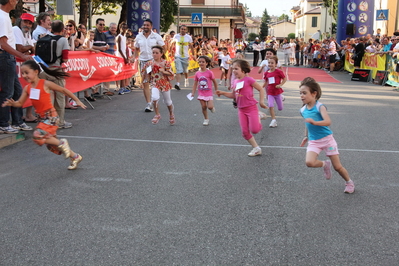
[376,10,388,21]
[191,13,203,24]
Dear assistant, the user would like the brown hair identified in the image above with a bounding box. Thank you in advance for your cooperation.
[232,59,251,74]
[152,45,166,59]
[268,55,279,64]
[300,77,322,100]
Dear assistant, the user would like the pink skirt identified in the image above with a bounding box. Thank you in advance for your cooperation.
[197,95,213,101]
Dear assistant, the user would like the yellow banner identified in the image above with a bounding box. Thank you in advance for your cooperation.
[360,53,386,79]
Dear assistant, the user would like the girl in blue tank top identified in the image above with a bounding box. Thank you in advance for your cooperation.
[299,77,355,194]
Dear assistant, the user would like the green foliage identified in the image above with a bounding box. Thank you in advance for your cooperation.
[244,3,252,17]
[322,0,338,21]
[248,33,259,41]
[278,14,289,21]
[260,8,270,39]
[75,0,124,16]
[288,33,295,39]
[160,0,178,32]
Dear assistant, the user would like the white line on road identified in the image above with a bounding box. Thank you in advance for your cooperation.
[60,135,399,154]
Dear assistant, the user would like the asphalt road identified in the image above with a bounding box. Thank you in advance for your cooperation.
[1,52,399,265]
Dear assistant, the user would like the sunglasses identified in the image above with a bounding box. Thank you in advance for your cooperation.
[67,24,73,27]
[98,23,105,26]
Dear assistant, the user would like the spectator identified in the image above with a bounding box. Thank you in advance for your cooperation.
[38,20,72,129]
[32,12,51,40]
[233,25,242,41]
[354,37,365,68]
[13,13,36,123]
[327,37,337,73]
[65,20,83,51]
[172,25,193,90]
[281,38,290,66]
[115,22,129,94]
[252,37,261,67]
[233,38,245,53]
[0,0,33,133]
[133,19,165,112]
[104,22,121,94]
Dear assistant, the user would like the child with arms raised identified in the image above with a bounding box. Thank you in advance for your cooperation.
[2,60,86,170]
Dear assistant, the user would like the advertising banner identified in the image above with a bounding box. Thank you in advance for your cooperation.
[17,51,138,107]
[127,0,160,35]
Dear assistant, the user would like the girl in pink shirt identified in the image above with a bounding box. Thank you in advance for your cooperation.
[263,56,286,128]
[216,59,267,156]
[191,56,218,126]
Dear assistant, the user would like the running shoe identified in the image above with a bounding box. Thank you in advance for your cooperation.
[269,119,277,128]
[0,125,19,134]
[344,180,355,194]
[248,147,262,157]
[203,119,209,126]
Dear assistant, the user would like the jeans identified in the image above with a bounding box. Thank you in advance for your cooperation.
[0,51,23,127]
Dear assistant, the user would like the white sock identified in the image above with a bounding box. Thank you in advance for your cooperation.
[176,82,180,86]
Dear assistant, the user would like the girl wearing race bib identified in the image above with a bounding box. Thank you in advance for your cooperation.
[1,60,86,170]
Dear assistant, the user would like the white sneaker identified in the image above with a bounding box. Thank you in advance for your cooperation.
[210,107,216,113]
[203,119,209,126]
[0,125,19,134]
[145,103,153,112]
[269,119,277,128]
[248,147,262,157]
[281,94,285,101]
[259,111,267,120]
[12,123,33,131]
[184,79,189,87]
[218,81,222,85]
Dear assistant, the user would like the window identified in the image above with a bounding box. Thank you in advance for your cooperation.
[311,17,317,27]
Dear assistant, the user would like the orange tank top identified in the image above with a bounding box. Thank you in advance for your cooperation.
[26,79,53,115]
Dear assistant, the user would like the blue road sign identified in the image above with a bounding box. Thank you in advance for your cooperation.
[376,10,388,21]
[191,13,203,24]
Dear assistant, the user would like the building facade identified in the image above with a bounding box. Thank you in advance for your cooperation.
[167,0,245,40]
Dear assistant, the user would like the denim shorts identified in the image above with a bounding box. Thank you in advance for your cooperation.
[174,56,189,74]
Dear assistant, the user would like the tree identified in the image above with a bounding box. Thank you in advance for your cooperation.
[75,0,124,26]
[259,8,270,39]
[244,3,252,18]
[248,32,259,41]
[288,33,295,39]
[322,0,337,21]
[278,14,289,21]
[160,0,178,32]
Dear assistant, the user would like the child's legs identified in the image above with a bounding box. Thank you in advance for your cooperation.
[207,100,214,110]
[200,100,208,119]
[161,90,173,115]
[247,105,262,134]
[329,154,350,182]
[275,94,284,111]
[151,88,160,115]
[305,151,323,168]
[238,108,252,140]
[267,95,276,119]
[247,136,259,148]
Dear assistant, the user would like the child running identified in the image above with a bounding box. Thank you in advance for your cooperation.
[142,45,175,125]
[299,77,355,193]
[1,60,86,170]
[216,59,267,156]
[219,47,231,86]
[263,56,286,128]
[191,56,218,126]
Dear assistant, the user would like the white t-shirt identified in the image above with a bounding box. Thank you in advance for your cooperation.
[134,31,165,61]
[259,59,281,74]
[173,33,192,58]
[0,9,16,49]
[220,54,231,70]
[13,26,35,46]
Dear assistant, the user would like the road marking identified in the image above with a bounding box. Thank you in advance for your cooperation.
[60,135,399,154]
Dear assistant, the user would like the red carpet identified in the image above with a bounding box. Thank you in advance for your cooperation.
[190,66,341,84]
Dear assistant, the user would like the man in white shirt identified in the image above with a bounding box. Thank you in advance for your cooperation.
[171,25,193,90]
[328,37,337,73]
[0,0,33,133]
[32,12,51,41]
[13,13,35,55]
[133,19,165,112]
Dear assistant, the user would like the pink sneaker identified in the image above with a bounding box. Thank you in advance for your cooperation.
[323,160,332,180]
[344,180,355,194]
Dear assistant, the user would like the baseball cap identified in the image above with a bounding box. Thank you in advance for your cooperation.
[20,13,35,23]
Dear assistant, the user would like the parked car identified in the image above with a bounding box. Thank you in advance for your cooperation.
[246,41,254,52]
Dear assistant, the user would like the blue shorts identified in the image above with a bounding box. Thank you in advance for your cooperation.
[175,56,189,74]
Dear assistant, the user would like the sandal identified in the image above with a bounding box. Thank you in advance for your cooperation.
[169,114,175,125]
[85,96,96,102]
[151,114,161,124]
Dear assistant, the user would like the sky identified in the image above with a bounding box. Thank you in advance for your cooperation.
[240,0,300,18]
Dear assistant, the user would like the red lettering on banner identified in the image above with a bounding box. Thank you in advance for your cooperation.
[364,54,377,68]
[17,51,138,107]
